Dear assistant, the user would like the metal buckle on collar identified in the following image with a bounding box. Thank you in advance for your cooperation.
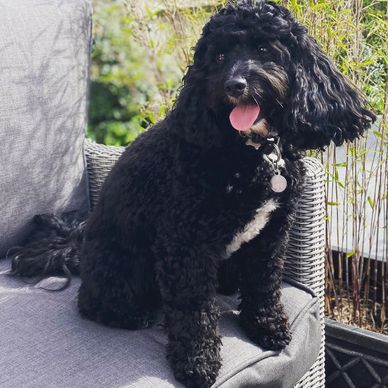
[263,141,282,168]
[245,134,279,151]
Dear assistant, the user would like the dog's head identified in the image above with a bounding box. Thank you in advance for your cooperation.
[172,0,375,150]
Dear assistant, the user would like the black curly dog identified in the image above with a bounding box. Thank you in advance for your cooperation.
[10,1,374,386]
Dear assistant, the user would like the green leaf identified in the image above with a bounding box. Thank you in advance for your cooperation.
[337,181,345,189]
[372,130,383,138]
[367,196,374,209]
[346,249,357,259]
[145,5,156,19]
[290,0,302,17]
[311,2,330,10]
[334,167,339,180]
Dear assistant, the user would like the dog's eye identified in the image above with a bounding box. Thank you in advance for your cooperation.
[216,53,225,63]
[257,46,269,54]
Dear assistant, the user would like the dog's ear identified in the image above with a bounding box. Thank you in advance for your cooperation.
[170,65,223,148]
[192,38,207,67]
[284,32,375,150]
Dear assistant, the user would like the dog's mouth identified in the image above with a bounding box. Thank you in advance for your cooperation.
[229,102,270,138]
[229,104,260,131]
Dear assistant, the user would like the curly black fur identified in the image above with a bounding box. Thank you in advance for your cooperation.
[9,1,375,386]
[8,212,85,290]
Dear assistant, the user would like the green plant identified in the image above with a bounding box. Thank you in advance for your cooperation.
[89,0,225,145]
[275,0,387,333]
[89,1,162,145]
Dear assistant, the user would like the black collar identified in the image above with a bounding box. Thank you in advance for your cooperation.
[246,133,280,155]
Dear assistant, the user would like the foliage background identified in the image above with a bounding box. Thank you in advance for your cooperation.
[89,0,387,332]
[89,0,386,144]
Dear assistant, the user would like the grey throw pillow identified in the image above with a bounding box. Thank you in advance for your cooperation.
[0,0,92,255]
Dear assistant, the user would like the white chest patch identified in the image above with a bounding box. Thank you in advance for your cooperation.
[224,199,278,259]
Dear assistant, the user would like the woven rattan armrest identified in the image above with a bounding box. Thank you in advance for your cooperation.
[84,139,125,206]
[84,138,326,388]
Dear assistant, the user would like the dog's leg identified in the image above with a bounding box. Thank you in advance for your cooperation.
[156,245,221,388]
[78,241,159,330]
[217,257,240,295]
[237,210,293,351]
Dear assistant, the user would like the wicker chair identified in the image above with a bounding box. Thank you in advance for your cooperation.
[84,139,326,388]
[0,0,325,385]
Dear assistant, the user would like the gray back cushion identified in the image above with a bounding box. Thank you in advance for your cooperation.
[0,0,91,255]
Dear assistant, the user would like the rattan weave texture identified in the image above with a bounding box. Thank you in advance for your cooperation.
[85,140,125,209]
[84,139,326,388]
[288,157,326,388]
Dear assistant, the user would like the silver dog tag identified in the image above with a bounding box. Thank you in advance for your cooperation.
[270,174,287,193]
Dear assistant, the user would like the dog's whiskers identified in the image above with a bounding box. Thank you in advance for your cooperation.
[252,95,260,109]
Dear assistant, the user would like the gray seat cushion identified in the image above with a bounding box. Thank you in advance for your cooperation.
[0,0,91,255]
[0,259,320,388]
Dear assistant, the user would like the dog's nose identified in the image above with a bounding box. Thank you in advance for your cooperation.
[225,77,247,97]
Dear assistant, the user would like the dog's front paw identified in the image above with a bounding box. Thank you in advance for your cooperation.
[240,309,291,351]
[168,339,221,388]
[173,362,219,388]
[257,324,291,350]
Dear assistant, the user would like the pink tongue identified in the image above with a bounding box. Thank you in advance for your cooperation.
[229,105,261,132]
